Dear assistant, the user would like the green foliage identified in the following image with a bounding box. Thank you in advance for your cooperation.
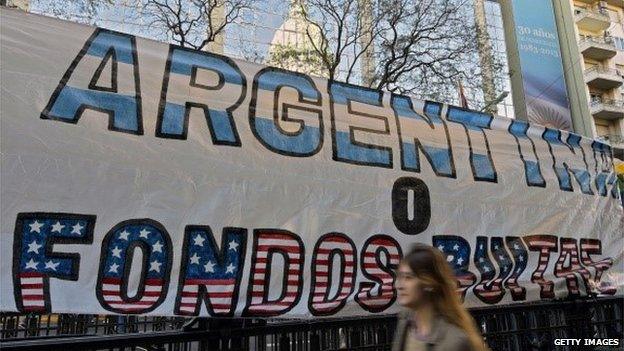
[268,43,327,77]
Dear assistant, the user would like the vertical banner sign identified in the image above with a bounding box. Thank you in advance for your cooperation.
[511,0,573,131]
[1,9,623,318]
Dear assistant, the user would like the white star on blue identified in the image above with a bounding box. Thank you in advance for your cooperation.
[103,223,167,279]
[184,229,244,280]
[20,217,88,276]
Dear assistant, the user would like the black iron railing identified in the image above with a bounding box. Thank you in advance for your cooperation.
[0,296,622,350]
[585,66,624,78]
[580,35,616,46]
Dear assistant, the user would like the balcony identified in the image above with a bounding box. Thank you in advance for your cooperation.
[575,0,622,5]
[575,7,611,32]
[579,36,617,61]
[596,134,624,148]
[584,67,624,90]
[604,0,623,6]
[590,99,624,120]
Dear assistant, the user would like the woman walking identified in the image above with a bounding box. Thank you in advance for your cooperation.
[393,244,489,351]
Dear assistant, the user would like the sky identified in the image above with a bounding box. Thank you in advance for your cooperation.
[30,0,288,61]
[28,0,515,116]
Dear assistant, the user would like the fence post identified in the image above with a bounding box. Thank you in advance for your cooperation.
[1,314,18,338]
[279,334,290,351]
[350,328,361,348]
[310,331,320,351]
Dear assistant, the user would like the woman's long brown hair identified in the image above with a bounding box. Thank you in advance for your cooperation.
[402,244,489,351]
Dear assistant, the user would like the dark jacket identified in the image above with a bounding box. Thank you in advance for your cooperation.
[392,310,474,351]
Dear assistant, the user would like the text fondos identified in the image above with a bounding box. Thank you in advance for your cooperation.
[12,212,616,316]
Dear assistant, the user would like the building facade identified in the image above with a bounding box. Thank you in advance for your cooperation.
[1,0,28,11]
[267,0,327,78]
[571,0,624,148]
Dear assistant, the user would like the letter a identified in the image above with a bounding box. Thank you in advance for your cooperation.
[41,29,142,134]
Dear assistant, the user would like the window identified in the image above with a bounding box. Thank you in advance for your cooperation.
[594,120,610,139]
[607,9,619,22]
[590,92,603,104]
[614,37,624,51]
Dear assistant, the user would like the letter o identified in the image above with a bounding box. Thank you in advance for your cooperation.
[391,177,430,235]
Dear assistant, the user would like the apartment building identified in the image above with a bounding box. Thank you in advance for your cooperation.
[0,0,28,10]
[572,0,624,148]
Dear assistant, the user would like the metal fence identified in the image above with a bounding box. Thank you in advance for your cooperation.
[0,296,622,350]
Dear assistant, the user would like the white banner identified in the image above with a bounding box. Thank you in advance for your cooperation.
[1,9,622,318]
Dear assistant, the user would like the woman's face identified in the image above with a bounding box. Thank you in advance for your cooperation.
[395,263,425,308]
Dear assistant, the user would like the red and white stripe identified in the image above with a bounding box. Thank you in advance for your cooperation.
[455,272,476,300]
[178,278,236,315]
[474,286,504,299]
[246,232,302,315]
[19,272,45,312]
[504,273,525,299]
[101,277,163,313]
[504,239,526,300]
[554,240,591,296]
[580,240,617,295]
[474,265,504,303]
[525,236,557,298]
[356,237,401,310]
[310,235,355,313]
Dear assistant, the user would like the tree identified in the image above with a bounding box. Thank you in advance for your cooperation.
[295,0,379,83]
[297,0,504,106]
[31,0,504,108]
[143,0,253,51]
[30,0,113,25]
[266,0,328,77]
[33,0,252,52]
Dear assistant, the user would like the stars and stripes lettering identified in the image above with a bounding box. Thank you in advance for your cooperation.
[473,237,511,304]
[524,235,558,299]
[355,235,402,313]
[7,210,619,315]
[432,235,476,301]
[96,220,172,314]
[308,233,356,315]
[175,226,246,316]
[244,230,304,317]
[12,213,95,313]
[504,237,528,301]
[580,239,616,295]
[555,238,592,297]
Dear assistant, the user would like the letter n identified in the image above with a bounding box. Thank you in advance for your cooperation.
[174,226,247,316]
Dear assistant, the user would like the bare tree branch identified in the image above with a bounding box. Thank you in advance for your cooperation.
[144,0,253,51]
[295,0,504,106]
